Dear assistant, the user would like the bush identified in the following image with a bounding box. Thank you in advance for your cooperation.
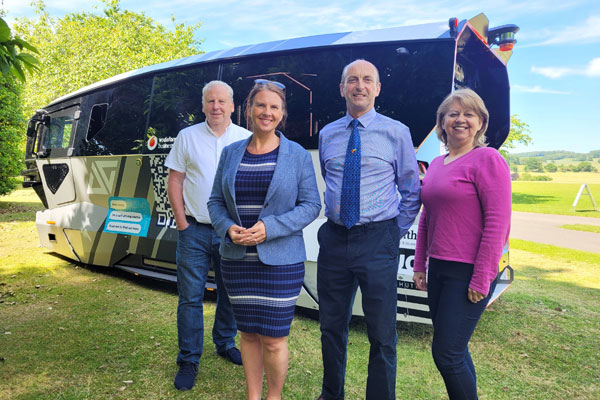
[544,163,558,172]
[519,173,552,181]
[0,74,25,196]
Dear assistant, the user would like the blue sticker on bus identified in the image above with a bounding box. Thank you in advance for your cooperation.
[104,197,151,237]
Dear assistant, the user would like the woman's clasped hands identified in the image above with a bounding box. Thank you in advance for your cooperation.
[227,221,267,246]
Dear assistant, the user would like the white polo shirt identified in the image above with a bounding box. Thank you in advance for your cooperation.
[165,121,252,224]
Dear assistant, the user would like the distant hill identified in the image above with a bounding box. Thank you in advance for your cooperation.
[509,150,600,161]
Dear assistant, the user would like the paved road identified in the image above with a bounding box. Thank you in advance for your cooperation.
[511,211,600,253]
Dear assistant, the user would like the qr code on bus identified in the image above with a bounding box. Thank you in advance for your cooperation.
[149,155,176,229]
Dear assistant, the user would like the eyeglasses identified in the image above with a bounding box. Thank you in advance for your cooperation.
[254,79,286,90]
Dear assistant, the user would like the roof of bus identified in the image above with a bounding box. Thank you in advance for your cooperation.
[48,20,452,106]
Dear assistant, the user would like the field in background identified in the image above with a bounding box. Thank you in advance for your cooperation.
[512,181,600,218]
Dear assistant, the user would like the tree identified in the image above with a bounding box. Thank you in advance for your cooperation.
[0,73,25,195]
[544,163,557,172]
[500,115,533,158]
[14,0,203,118]
[574,161,596,172]
[0,15,39,82]
[0,10,37,195]
[524,158,543,172]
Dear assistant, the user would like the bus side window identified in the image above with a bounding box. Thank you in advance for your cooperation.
[87,103,108,141]
[144,64,219,154]
[83,78,152,156]
[40,106,79,156]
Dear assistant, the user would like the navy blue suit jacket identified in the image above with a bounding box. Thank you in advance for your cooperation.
[208,133,321,265]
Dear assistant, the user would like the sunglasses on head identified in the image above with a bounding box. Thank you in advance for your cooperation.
[254,79,286,90]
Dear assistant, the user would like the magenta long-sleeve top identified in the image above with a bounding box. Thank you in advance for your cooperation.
[413,147,512,295]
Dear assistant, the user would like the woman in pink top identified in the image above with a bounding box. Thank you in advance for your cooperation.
[413,89,511,400]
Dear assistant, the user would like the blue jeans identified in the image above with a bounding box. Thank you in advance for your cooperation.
[427,258,497,400]
[176,218,237,365]
[317,218,399,400]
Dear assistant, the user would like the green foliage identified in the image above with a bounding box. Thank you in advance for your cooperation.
[500,115,533,158]
[519,172,552,181]
[524,157,544,172]
[544,163,558,172]
[512,149,600,162]
[0,16,40,82]
[14,0,203,117]
[0,74,25,195]
[573,161,597,172]
[558,162,598,173]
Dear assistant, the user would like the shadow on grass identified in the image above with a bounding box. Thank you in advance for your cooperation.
[512,192,556,205]
[46,252,433,338]
[44,252,179,296]
[0,199,44,223]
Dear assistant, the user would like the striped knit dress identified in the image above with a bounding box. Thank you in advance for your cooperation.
[220,147,305,338]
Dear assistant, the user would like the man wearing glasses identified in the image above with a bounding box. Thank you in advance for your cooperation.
[317,60,421,400]
[166,80,251,391]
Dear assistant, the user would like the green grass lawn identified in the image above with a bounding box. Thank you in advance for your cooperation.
[2,189,599,399]
[560,224,600,234]
[512,181,600,218]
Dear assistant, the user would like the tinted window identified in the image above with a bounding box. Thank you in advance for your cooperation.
[220,42,454,149]
[144,65,219,154]
[86,103,108,141]
[79,78,153,156]
[353,41,455,146]
[221,49,350,150]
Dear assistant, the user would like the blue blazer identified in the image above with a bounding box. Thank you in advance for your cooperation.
[208,133,321,266]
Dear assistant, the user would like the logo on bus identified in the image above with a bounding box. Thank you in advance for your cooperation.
[147,135,158,151]
[88,160,119,195]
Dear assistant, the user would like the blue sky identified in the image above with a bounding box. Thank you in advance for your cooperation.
[3,0,599,153]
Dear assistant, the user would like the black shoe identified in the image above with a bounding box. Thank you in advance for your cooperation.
[174,362,198,391]
[217,347,242,365]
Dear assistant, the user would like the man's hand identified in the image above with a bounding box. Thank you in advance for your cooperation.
[412,271,427,291]
[239,221,267,246]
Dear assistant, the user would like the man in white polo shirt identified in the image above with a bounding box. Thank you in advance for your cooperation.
[165,80,252,391]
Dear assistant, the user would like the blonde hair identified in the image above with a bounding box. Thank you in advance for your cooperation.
[435,88,489,148]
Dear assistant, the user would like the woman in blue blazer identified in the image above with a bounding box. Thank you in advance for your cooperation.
[208,80,321,400]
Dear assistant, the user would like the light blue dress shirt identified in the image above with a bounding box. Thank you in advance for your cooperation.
[318,108,421,236]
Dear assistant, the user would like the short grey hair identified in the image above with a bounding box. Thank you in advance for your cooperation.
[435,88,489,148]
[202,80,234,103]
[340,59,380,85]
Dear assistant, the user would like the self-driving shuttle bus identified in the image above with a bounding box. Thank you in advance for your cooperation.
[23,13,518,324]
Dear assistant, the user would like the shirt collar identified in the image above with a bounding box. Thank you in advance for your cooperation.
[205,120,232,137]
[344,108,377,129]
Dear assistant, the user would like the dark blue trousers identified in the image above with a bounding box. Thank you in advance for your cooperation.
[427,257,497,400]
[317,218,400,400]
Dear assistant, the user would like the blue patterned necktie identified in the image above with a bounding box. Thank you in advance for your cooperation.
[340,119,361,229]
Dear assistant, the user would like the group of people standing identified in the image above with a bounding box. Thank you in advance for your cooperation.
[164,59,511,400]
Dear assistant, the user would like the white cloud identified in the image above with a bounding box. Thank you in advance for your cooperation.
[531,57,600,79]
[526,14,600,47]
[512,85,570,95]
[530,66,573,79]
[586,57,600,77]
